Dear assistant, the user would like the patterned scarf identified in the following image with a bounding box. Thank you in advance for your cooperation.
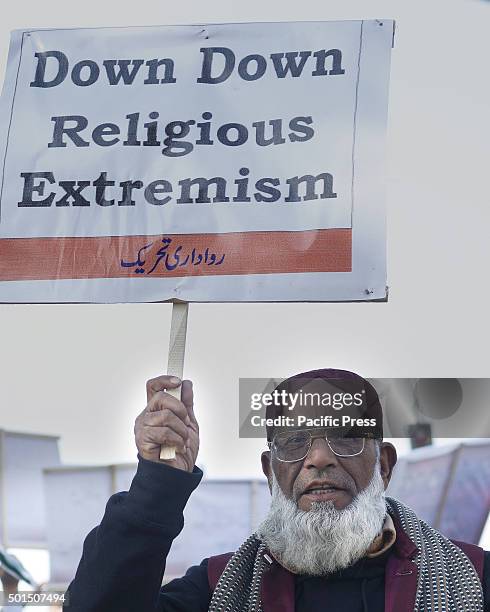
[208,497,483,612]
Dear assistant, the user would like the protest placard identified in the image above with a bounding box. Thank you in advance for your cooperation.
[0,20,393,303]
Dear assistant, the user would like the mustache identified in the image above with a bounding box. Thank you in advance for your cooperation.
[293,469,352,501]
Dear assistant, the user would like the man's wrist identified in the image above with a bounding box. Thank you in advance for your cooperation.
[125,454,203,527]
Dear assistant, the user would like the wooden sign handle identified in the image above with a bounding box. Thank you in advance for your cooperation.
[160,302,189,461]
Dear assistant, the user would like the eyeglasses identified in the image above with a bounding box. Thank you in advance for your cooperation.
[268,429,367,462]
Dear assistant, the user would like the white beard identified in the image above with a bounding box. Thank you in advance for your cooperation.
[256,459,387,576]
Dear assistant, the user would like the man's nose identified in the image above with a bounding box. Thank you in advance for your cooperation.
[303,437,340,470]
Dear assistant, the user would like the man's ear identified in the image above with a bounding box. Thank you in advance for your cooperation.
[261,450,273,493]
[379,442,397,490]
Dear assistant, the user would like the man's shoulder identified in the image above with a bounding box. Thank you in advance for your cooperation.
[451,539,486,581]
[451,539,485,555]
[207,552,235,589]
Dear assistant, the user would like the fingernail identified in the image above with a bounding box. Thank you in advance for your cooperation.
[170,376,181,385]
[185,416,190,425]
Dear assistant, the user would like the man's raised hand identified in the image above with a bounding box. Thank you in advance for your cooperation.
[134,376,199,472]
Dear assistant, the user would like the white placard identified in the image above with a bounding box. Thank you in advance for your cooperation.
[0,20,393,302]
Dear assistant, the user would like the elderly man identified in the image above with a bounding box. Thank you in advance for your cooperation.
[66,370,490,611]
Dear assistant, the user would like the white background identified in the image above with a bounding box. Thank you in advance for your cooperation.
[0,0,489,575]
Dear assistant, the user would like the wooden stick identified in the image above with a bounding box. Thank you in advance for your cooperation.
[160,302,189,461]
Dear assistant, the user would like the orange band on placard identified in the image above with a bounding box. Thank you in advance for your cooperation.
[0,229,351,281]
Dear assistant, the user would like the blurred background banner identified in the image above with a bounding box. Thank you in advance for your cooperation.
[0,430,60,549]
[387,440,490,544]
[44,464,136,585]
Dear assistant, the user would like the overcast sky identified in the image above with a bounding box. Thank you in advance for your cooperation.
[0,0,489,485]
